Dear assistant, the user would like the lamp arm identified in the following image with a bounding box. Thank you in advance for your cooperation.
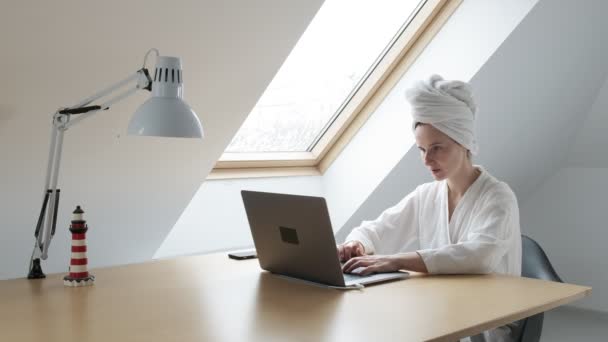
[64,69,152,129]
[28,68,152,277]
[69,69,151,110]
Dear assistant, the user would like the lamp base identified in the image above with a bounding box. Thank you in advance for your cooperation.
[27,258,46,279]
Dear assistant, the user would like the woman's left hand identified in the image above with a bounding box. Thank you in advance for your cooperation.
[341,254,403,276]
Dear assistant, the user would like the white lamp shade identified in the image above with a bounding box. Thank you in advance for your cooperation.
[129,97,203,138]
[128,56,203,138]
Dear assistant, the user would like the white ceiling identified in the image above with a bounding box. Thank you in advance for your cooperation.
[0,0,324,279]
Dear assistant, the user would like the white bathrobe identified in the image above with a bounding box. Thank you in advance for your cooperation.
[345,166,522,342]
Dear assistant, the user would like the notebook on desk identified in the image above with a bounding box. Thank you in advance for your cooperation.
[241,190,408,289]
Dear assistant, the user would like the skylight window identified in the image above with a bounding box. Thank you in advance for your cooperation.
[225,0,424,153]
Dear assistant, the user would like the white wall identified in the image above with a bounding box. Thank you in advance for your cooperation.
[568,76,608,169]
[521,167,608,312]
[0,0,324,279]
[520,75,608,312]
[155,176,323,258]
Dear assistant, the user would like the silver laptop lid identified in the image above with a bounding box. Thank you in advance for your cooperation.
[241,190,346,287]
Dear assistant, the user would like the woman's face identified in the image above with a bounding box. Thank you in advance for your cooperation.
[414,123,469,181]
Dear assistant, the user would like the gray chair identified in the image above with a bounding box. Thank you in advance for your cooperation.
[515,235,563,342]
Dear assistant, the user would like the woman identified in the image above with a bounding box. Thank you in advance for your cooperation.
[338,75,521,342]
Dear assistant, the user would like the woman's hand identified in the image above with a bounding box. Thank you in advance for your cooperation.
[337,240,366,262]
[341,254,402,276]
[342,252,428,275]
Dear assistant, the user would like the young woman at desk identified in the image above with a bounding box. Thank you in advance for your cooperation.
[338,75,521,342]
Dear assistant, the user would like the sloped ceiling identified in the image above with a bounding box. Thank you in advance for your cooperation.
[338,0,608,238]
[567,76,608,168]
[0,0,324,279]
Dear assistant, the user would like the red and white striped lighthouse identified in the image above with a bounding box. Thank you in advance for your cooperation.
[64,206,95,287]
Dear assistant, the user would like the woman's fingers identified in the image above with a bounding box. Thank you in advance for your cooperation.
[358,265,377,276]
[350,244,360,257]
[341,257,358,273]
[342,256,398,275]
[344,245,353,260]
[354,242,364,256]
[342,257,373,274]
[337,241,366,262]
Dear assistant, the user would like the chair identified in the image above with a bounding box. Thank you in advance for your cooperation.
[516,234,564,342]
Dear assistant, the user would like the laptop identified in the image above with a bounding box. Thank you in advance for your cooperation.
[241,190,408,288]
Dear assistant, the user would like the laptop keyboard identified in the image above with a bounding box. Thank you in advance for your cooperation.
[339,263,408,285]
[343,272,365,282]
[340,264,368,281]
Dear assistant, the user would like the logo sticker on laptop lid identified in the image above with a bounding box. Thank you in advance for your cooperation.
[279,226,299,245]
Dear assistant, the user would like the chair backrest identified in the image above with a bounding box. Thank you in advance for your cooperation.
[516,234,563,342]
[522,235,563,282]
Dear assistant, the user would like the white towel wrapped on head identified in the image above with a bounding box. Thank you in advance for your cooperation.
[405,74,478,155]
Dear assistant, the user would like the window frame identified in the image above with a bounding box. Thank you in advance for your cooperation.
[210,0,462,180]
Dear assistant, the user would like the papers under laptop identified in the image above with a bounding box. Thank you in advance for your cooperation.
[241,190,408,289]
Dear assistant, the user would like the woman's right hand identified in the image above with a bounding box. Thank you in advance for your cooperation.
[337,240,366,262]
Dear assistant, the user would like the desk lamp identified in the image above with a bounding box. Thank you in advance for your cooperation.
[28,49,203,279]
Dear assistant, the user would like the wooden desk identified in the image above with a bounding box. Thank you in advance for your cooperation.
[0,253,590,341]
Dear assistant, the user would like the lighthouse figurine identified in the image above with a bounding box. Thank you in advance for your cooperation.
[63,206,95,287]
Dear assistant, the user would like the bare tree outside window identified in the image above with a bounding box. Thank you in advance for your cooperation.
[226,0,422,153]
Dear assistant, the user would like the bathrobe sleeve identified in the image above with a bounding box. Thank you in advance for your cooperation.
[417,183,519,274]
[345,187,420,255]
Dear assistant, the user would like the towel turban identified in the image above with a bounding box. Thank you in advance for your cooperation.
[405,74,478,155]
